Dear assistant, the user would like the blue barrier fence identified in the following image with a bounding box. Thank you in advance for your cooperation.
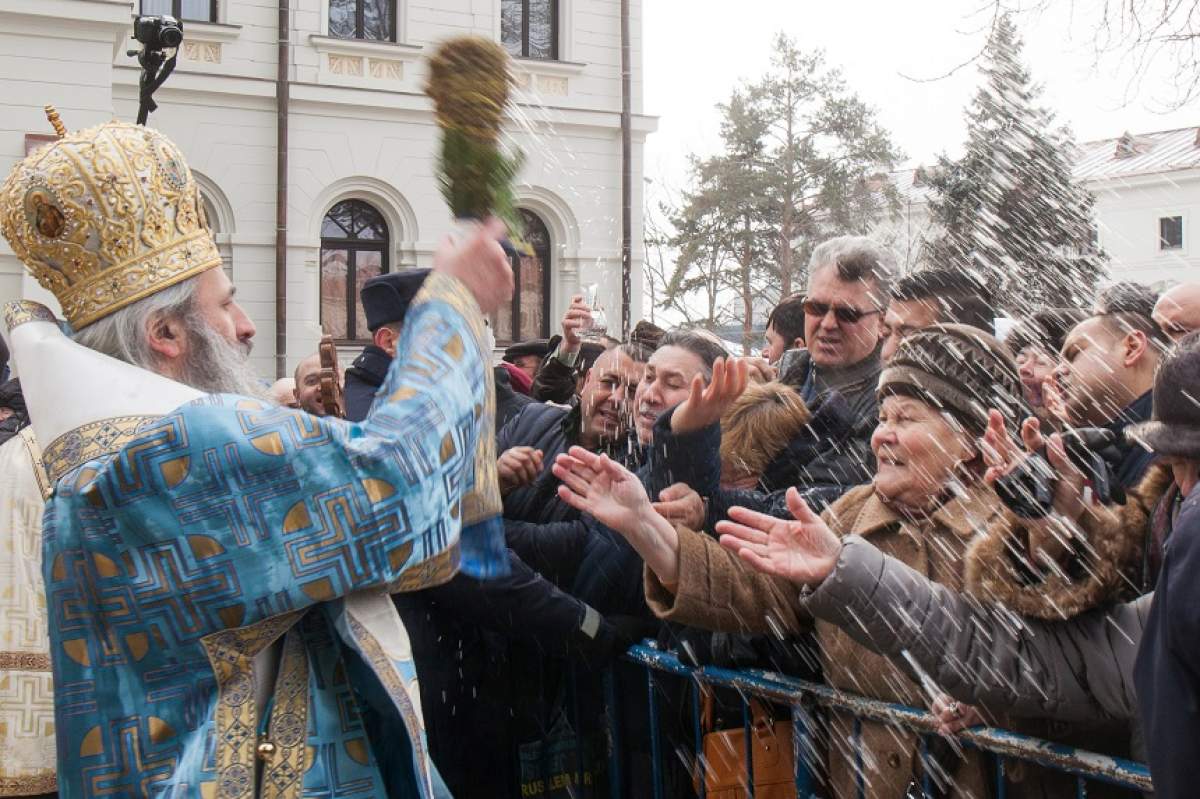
[610,643,1152,799]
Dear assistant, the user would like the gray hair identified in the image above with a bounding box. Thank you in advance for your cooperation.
[73,274,266,398]
[73,276,200,369]
[658,328,729,382]
[807,236,897,301]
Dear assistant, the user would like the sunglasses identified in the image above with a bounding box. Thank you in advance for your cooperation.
[802,299,881,325]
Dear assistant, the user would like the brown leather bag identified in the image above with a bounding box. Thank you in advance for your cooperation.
[694,685,798,799]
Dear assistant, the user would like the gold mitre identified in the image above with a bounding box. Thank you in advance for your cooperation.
[0,109,221,330]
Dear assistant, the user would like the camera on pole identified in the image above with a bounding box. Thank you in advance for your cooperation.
[128,15,184,126]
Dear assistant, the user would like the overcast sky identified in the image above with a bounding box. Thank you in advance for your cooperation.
[641,0,1198,199]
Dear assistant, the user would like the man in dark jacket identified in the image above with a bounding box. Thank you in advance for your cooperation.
[648,390,863,529]
[498,341,650,524]
[1056,306,1167,488]
[777,236,896,491]
[343,269,430,422]
[502,337,551,386]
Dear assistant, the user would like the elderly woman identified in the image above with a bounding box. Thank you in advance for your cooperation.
[554,325,1025,799]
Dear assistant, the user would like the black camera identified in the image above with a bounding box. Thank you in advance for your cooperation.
[134,15,184,51]
[994,427,1127,519]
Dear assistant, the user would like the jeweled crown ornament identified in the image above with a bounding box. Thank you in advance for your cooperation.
[0,107,220,330]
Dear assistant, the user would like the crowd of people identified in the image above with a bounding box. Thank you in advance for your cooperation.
[2,120,1199,799]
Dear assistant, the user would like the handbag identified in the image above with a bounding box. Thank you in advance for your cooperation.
[694,685,797,799]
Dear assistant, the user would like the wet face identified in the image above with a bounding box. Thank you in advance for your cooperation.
[1015,345,1058,408]
[578,348,643,446]
[804,269,885,368]
[633,345,707,445]
[870,394,977,510]
[1153,285,1200,343]
[1056,317,1138,427]
[293,354,328,416]
[880,298,940,362]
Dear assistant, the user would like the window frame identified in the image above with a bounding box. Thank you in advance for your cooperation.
[320,200,391,344]
[502,0,559,60]
[139,0,217,23]
[329,0,399,43]
[1159,215,1184,251]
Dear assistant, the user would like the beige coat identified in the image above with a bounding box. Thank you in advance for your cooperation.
[646,481,1006,799]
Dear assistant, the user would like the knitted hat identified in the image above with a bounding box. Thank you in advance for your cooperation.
[878,323,1024,435]
[1126,330,1200,459]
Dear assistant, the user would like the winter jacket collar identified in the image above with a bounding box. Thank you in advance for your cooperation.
[785,348,882,399]
[345,344,393,388]
[1107,390,1156,489]
[836,480,1001,543]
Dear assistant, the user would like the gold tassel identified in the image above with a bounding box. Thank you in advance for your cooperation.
[44,106,67,139]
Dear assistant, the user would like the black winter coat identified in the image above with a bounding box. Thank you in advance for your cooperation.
[1134,483,1200,799]
[497,402,642,525]
[497,403,580,525]
[394,546,631,798]
[343,344,391,423]
[505,451,668,620]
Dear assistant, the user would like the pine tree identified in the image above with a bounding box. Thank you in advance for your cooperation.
[755,35,902,297]
[924,15,1107,309]
[665,37,901,352]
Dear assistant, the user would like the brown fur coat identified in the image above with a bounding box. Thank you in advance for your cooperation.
[965,464,1171,620]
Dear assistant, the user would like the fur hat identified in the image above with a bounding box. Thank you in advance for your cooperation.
[719,382,811,481]
[1127,330,1200,459]
[878,323,1024,436]
[503,338,551,363]
[360,269,431,332]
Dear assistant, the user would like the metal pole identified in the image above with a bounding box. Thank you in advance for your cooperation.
[619,0,632,340]
[274,0,290,379]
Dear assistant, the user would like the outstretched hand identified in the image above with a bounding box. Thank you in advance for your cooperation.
[981,409,1086,524]
[670,357,750,435]
[715,488,842,587]
[552,447,653,537]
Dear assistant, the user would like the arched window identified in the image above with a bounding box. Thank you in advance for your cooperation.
[198,191,232,278]
[495,209,552,344]
[320,199,390,342]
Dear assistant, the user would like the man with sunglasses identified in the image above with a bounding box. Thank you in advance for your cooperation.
[781,236,895,427]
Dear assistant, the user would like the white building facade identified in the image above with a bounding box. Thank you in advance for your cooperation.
[879,127,1200,290]
[0,0,653,376]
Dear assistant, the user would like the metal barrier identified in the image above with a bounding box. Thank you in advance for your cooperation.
[617,643,1152,799]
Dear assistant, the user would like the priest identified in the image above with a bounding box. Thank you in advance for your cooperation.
[1,115,511,798]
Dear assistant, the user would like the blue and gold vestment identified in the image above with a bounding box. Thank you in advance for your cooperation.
[41,274,505,798]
